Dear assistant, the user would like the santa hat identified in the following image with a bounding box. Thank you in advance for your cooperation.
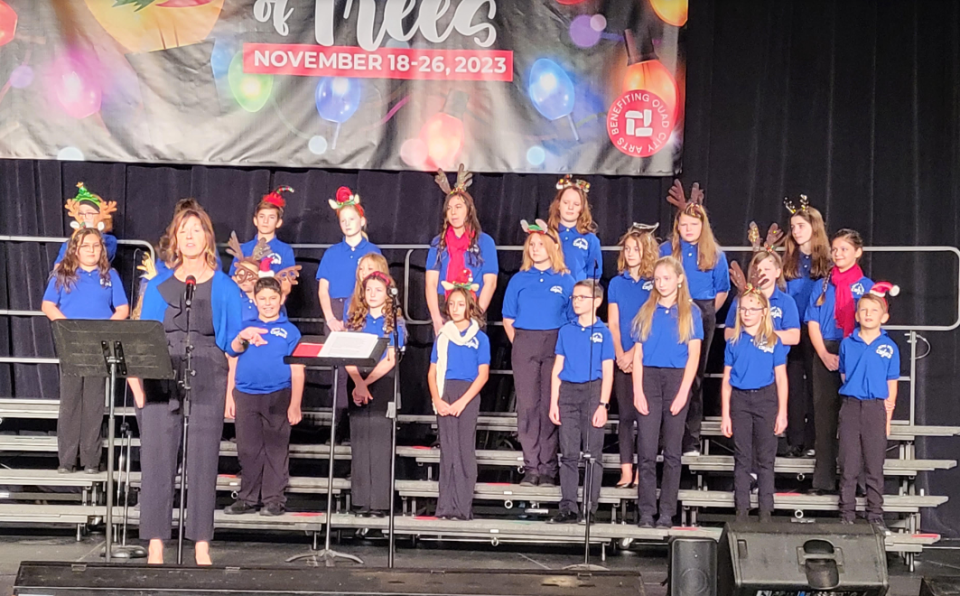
[258,258,274,278]
[867,281,900,309]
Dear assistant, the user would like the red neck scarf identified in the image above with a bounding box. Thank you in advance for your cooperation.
[831,264,864,338]
[443,226,474,295]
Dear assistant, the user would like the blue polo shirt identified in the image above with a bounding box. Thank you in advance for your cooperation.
[55,233,118,266]
[558,225,602,282]
[805,276,873,341]
[839,331,900,400]
[608,272,653,352]
[357,312,406,361]
[42,268,128,319]
[556,320,615,383]
[430,328,491,382]
[724,331,788,390]
[502,268,575,330]
[240,290,288,324]
[316,238,382,299]
[659,240,730,300]
[786,253,819,319]
[724,288,801,333]
[234,314,302,394]
[636,302,705,368]
[229,237,296,276]
[426,232,498,297]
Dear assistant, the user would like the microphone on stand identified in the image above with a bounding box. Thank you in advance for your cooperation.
[184,275,196,308]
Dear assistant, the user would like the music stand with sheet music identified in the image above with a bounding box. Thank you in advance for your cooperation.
[51,320,174,562]
[284,332,387,567]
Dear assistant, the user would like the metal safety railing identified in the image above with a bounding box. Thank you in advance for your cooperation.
[2,236,958,425]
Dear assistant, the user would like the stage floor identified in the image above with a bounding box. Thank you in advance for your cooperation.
[0,530,956,596]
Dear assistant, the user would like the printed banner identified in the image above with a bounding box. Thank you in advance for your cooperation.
[0,0,687,175]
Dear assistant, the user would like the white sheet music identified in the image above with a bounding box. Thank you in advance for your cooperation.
[318,332,381,359]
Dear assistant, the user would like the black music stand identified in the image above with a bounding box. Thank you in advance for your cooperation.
[283,334,387,567]
[51,320,174,562]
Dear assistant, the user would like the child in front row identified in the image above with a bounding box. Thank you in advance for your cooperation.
[720,286,788,523]
[549,280,614,524]
[837,283,900,531]
[225,277,304,517]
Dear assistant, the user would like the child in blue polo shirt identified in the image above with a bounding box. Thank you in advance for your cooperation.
[631,256,704,528]
[429,281,490,520]
[426,165,499,335]
[607,223,659,488]
[54,182,119,266]
[805,229,873,495]
[837,283,900,530]
[659,181,729,457]
[503,219,576,487]
[548,176,602,282]
[228,186,296,277]
[224,277,304,517]
[549,280,614,524]
[42,228,129,474]
[724,249,801,348]
[720,287,788,523]
[345,271,406,516]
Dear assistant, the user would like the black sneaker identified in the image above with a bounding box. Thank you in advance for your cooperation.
[655,518,673,529]
[759,510,772,524]
[57,466,74,474]
[736,510,750,523]
[84,465,100,474]
[519,473,539,487]
[785,446,805,458]
[368,510,387,518]
[260,503,285,517]
[224,500,258,515]
[550,510,579,524]
[539,475,557,487]
[637,517,655,528]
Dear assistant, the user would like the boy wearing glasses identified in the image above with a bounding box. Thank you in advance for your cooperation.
[548,280,614,524]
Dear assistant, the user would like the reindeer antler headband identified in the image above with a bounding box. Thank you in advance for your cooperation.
[748,221,784,252]
[556,175,590,194]
[783,194,811,215]
[729,261,763,298]
[435,164,474,197]
[65,182,117,233]
[666,179,705,216]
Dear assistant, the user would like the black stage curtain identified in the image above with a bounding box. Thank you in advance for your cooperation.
[1,0,959,535]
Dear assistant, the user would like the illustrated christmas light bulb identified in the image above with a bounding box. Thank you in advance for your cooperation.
[315,76,362,150]
[419,90,468,170]
[0,0,17,47]
[622,29,679,122]
[528,58,579,141]
[227,51,273,113]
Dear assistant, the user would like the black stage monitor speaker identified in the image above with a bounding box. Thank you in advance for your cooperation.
[669,536,718,596]
[921,577,960,596]
[718,523,888,596]
[14,563,645,596]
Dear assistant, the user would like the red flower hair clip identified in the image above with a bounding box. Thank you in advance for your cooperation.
[329,186,364,218]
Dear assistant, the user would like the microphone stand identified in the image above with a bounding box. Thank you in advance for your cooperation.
[387,288,403,568]
[177,281,196,565]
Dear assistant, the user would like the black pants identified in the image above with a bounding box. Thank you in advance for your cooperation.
[731,384,778,513]
[512,329,559,478]
[326,297,349,410]
[234,388,291,507]
[838,398,887,521]
[811,339,841,491]
[786,327,816,450]
[558,380,604,515]
[614,368,637,466]
[58,374,104,470]
[348,371,394,511]
[637,367,688,524]
[684,299,716,453]
[436,379,479,520]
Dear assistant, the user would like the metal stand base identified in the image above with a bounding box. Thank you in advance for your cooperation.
[286,550,363,567]
[100,544,148,559]
[562,563,609,572]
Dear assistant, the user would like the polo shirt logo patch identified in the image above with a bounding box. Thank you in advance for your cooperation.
[573,238,589,251]
[758,343,775,354]
[271,253,282,265]
[770,306,782,319]
[270,328,288,339]
[642,281,654,291]
[100,277,111,288]
[876,344,894,359]
[851,282,865,296]
[465,337,480,350]
[590,332,603,343]
[550,286,564,294]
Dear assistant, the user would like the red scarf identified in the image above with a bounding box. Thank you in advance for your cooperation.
[831,264,864,338]
[443,226,474,295]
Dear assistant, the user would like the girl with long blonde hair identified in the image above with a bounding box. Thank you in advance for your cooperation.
[630,256,703,528]
[502,220,575,487]
[607,223,659,487]
[660,181,729,457]
[720,289,789,523]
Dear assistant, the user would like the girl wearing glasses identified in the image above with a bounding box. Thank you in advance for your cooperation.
[720,283,789,523]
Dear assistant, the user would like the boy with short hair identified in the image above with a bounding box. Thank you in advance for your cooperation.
[225,277,304,516]
[548,279,615,524]
[837,282,901,531]
[229,186,297,276]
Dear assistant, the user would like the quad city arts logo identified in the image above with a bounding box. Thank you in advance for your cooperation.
[607,90,674,158]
